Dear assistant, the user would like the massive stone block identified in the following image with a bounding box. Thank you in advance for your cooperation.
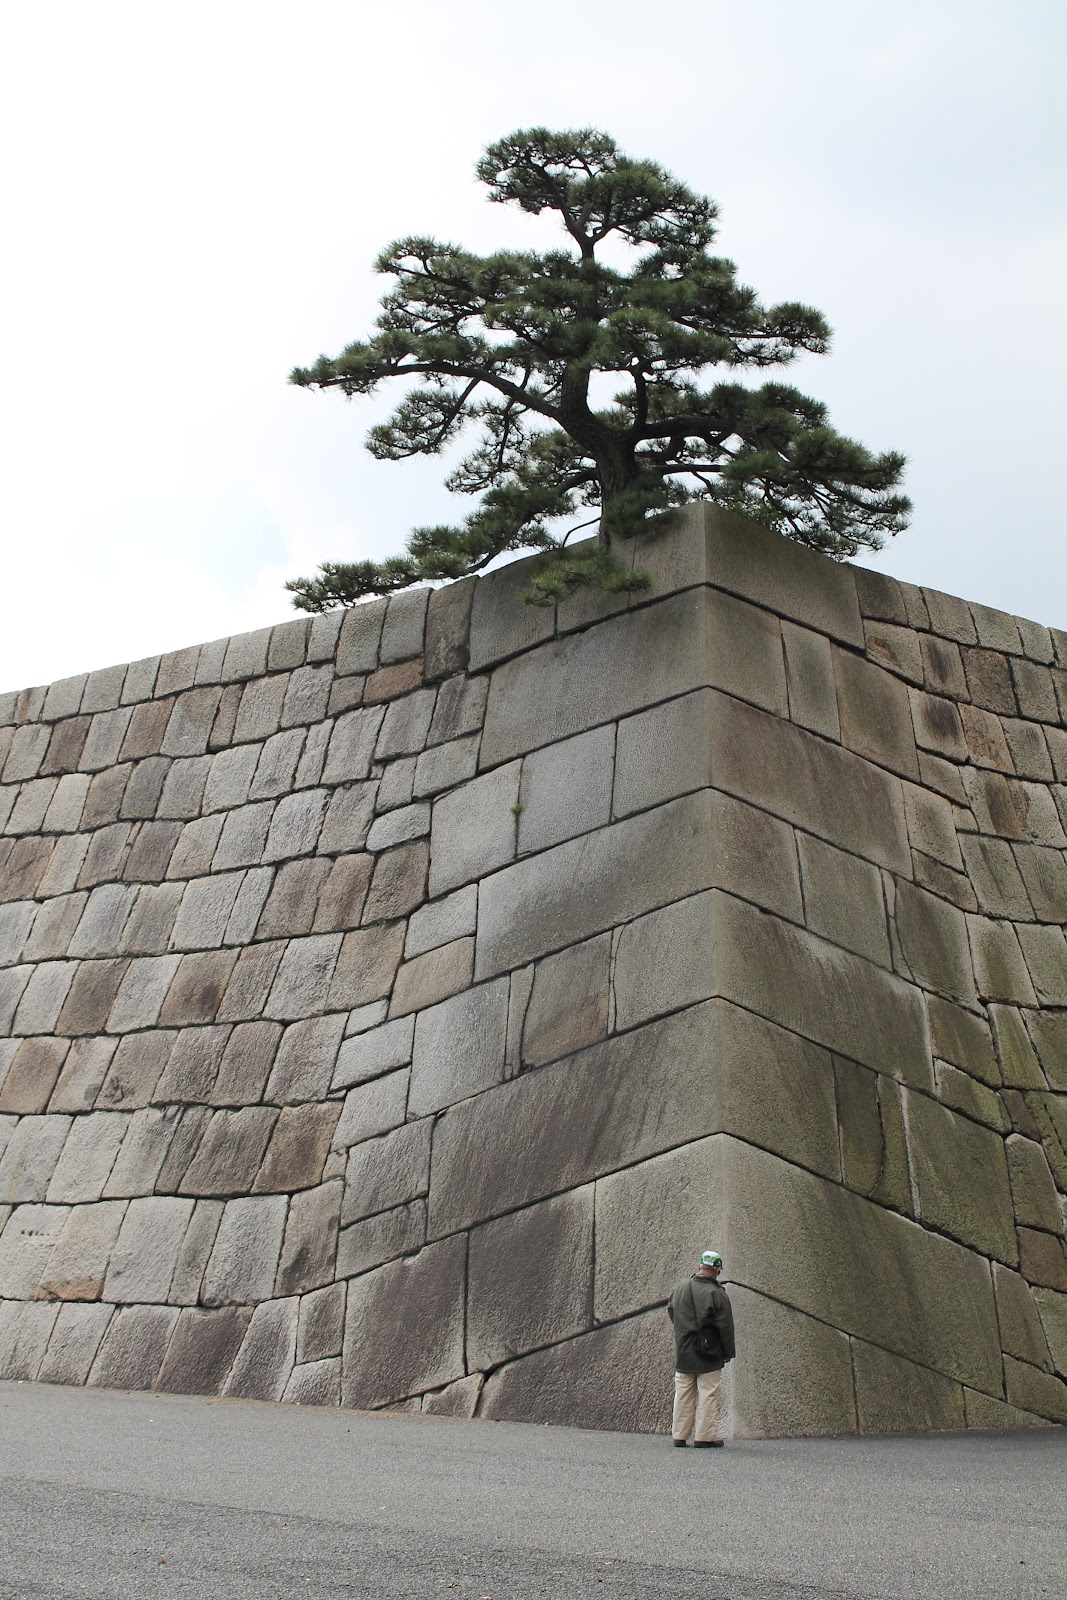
[0,504,1063,1438]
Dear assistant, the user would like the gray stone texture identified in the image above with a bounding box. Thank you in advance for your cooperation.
[1,509,1064,1435]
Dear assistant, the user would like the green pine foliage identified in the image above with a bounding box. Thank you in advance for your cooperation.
[287,128,910,611]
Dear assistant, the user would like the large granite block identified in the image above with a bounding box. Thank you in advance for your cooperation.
[467,1189,593,1369]
[521,933,609,1068]
[37,1302,115,1385]
[481,588,706,767]
[726,1286,858,1439]
[428,762,519,897]
[479,1309,673,1435]
[50,1036,120,1113]
[408,979,508,1116]
[201,1195,289,1306]
[103,1106,181,1197]
[0,1117,72,1203]
[0,1036,71,1114]
[253,1102,339,1193]
[797,833,890,967]
[706,589,788,715]
[46,1112,129,1204]
[104,1196,194,1302]
[0,1300,61,1380]
[179,1107,278,1196]
[88,1303,180,1390]
[429,1006,726,1238]
[275,1180,341,1296]
[37,1200,127,1300]
[341,1234,466,1408]
[706,689,911,873]
[704,505,865,647]
[904,1090,1015,1262]
[476,791,715,980]
[14,963,79,1037]
[516,726,614,856]
[341,1118,432,1228]
[336,1199,426,1280]
[0,1202,70,1297]
[264,933,343,1019]
[224,1296,299,1400]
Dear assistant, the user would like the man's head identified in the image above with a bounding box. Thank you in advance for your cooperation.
[698,1249,723,1279]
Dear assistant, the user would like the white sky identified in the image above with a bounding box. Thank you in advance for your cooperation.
[1,0,1064,693]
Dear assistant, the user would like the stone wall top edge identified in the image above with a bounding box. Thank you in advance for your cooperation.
[2,509,1063,727]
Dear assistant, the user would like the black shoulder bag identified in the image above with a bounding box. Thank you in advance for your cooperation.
[687,1282,724,1362]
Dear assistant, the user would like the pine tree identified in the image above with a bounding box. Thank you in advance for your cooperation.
[287,128,910,611]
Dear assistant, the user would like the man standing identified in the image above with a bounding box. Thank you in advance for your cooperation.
[667,1249,736,1448]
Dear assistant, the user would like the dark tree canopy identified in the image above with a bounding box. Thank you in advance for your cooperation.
[287,128,910,610]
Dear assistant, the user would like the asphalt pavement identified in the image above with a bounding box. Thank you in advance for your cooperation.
[1,1379,1064,1599]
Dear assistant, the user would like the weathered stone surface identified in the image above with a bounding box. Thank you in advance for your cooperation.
[224,1296,298,1399]
[482,589,705,768]
[706,589,788,715]
[428,764,518,898]
[408,979,508,1117]
[1017,1227,1067,1291]
[726,1286,858,1439]
[427,675,487,748]
[311,853,373,933]
[405,884,477,960]
[363,841,428,925]
[103,1105,181,1197]
[104,1196,194,1302]
[1003,1355,1067,1423]
[46,1113,128,1203]
[20,898,86,973]
[97,1030,174,1110]
[375,688,436,761]
[37,1302,115,1385]
[336,1200,426,1280]
[15,963,79,1036]
[781,620,841,739]
[1033,1287,1067,1373]
[85,1305,179,1395]
[154,1305,250,1395]
[466,558,556,673]
[934,1061,1006,1130]
[168,1198,223,1304]
[336,600,385,676]
[49,1036,119,1112]
[892,879,975,1004]
[210,1020,282,1105]
[852,1338,966,1433]
[424,579,474,681]
[152,1106,212,1194]
[994,1263,1053,1368]
[959,835,1035,920]
[988,1005,1044,1088]
[967,918,1037,1006]
[429,1007,719,1238]
[1015,922,1067,1005]
[1006,1134,1061,1231]
[253,1102,339,1193]
[480,1309,673,1435]
[467,1189,593,1369]
[515,727,613,856]
[342,1120,431,1226]
[159,949,238,1025]
[334,1070,409,1151]
[215,940,285,1023]
[832,647,919,781]
[154,1024,230,1102]
[720,1137,1002,1392]
[0,1203,70,1296]
[707,689,911,873]
[905,1090,1015,1261]
[0,1036,71,1114]
[201,1195,288,1306]
[281,664,332,728]
[0,1300,61,1380]
[341,1235,466,1408]
[797,834,889,967]
[327,924,403,1011]
[283,1357,341,1406]
[263,933,342,1019]
[412,735,479,799]
[333,1014,414,1091]
[834,1061,911,1212]
[389,937,474,1019]
[864,618,924,684]
[296,1284,345,1366]
[178,1106,277,1196]
[276,1180,341,1295]
[1025,1010,1067,1091]
[0,1118,72,1203]
[520,934,609,1069]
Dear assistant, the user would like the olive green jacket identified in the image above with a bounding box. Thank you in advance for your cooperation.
[667,1275,736,1373]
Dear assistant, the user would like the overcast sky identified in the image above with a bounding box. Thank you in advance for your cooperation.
[2,1,1064,694]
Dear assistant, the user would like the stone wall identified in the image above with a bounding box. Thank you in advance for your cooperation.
[0,507,1064,1436]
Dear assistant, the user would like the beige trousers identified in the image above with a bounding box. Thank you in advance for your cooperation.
[672,1370,722,1442]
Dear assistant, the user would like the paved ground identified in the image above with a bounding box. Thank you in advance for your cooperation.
[1,1381,1064,1599]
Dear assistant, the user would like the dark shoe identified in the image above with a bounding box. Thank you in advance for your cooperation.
[672,1439,687,1448]
[693,1439,725,1448]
